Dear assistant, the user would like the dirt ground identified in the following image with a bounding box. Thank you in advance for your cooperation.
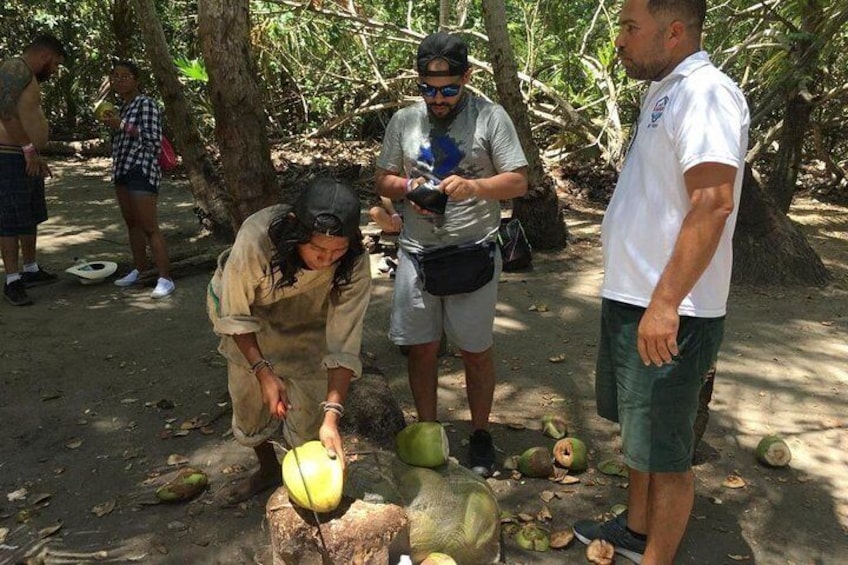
[1,156,847,565]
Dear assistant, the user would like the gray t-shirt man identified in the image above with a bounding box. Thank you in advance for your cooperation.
[376,95,528,253]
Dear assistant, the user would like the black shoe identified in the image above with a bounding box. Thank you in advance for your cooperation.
[21,268,58,288]
[468,429,496,477]
[4,280,33,306]
[573,511,646,564]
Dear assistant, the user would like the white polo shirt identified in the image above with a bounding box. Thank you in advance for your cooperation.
[601,51,750,318]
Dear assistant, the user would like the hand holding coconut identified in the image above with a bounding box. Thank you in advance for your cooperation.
[319,419,346,473]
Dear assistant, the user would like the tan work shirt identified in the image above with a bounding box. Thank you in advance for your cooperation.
[208,205,371,378]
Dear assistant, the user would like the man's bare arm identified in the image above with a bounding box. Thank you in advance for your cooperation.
[637,162,737,366]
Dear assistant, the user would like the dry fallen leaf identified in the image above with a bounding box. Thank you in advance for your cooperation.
[549,529,575,549]
[6,487,28,502]
[31,493,52,507]
[65,438,83,450]
[38,522,63,539]
[517,513,535,522]
[728,554,751,561]
[180,418,202,430]
[548,354,567,363]
[167,454,189,466]
[0,527,9,544]
[536,505,553,522]
[539,491,556,503]
[92,499,116,517]
[722,474,747,489]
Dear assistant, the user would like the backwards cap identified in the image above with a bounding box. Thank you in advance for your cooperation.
[294,177,361,238]
[417,32,469,77]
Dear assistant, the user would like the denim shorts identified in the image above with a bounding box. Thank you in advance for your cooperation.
[595,299,725,472]
[115,165,158,194]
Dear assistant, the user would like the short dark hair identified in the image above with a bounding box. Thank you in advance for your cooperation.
[647,0,706,32]
[25,34,67,58]
[111,59,141,79]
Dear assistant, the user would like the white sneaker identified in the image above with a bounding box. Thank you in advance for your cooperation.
[150,277,175,299]
[114,269,140,287]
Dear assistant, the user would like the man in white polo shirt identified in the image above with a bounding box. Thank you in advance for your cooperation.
[573,1,750,563]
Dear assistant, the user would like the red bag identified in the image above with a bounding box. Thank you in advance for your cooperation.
[158,135,178,171]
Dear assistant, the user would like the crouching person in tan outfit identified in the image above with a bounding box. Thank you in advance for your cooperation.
[207,178,371,505]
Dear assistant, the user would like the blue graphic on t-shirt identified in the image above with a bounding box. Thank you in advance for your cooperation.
[419,135,464,179]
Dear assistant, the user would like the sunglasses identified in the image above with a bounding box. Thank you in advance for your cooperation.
[418,83,462,98]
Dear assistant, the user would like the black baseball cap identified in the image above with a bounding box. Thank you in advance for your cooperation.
[294,178,361,238]
[417,32,469,77]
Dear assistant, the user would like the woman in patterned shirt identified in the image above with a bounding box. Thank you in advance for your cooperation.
[97,60,174,299]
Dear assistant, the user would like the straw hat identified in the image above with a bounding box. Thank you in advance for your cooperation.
[65,261,118,285]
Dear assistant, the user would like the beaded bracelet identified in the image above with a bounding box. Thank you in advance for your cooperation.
[249,358,273,375]
[320,401,344,418]
[22,143,36,155]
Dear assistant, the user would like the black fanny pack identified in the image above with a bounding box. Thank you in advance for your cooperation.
[416,241,496,296]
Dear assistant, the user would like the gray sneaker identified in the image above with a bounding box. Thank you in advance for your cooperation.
[573,511,646,563]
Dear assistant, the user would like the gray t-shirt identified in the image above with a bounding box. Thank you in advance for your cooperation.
[377,95,528,253]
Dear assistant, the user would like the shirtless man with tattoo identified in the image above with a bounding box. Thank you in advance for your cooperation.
[0,34,66,306]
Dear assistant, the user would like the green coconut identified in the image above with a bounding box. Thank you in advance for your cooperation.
[553,437,588,474]
[756,435,792,467]
[395,422,450,468]
[155,467,208,503]
[282,440,344,513]
[93,101,116,121]
[517,446,554,478]
[421,552,458,565]
[541,415,568,439]
[515,523,550,552]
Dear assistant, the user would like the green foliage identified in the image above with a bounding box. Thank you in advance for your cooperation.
[1,0,845,187]
[174,57,208,83]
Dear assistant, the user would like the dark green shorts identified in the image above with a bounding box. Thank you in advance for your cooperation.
[595,299,724,473]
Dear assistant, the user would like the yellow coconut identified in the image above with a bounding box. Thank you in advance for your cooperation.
[421,553,457,565]
[281,440,344,513]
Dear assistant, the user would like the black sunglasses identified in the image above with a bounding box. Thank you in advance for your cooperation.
[418,83,462,98]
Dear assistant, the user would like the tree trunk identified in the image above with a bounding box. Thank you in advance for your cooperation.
[480,0,567,250]
[131,0,234,238]
[198,0,280,229]
[112,0,135,59]
[765,3,823,214]
[732,165,830,286]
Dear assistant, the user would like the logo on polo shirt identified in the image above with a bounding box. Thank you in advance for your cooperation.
[648,96,669,129]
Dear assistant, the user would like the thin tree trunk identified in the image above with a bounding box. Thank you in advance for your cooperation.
[733,164,829,286]
[112,0,135,59]
[481,0,566,250]
[131,0,234,238]
[198,0,280,229]
[765,3,823,214]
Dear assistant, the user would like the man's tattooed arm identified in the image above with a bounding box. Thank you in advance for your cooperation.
[0,59,34,121]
